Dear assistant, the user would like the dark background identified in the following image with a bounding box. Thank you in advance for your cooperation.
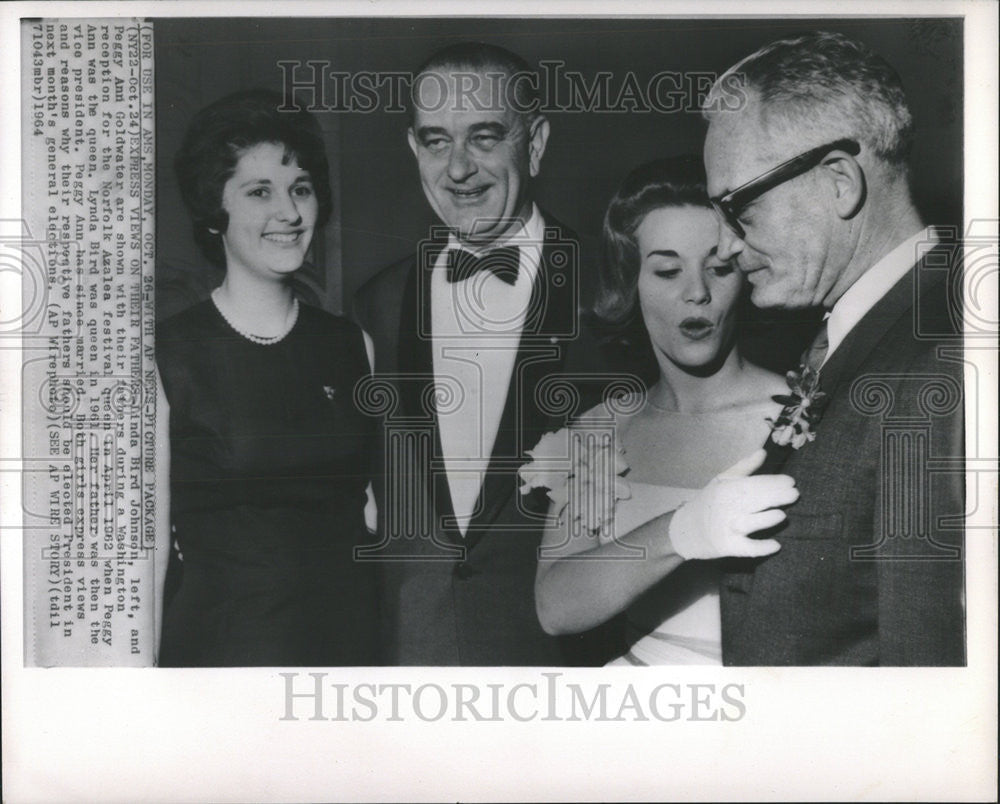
[153,16,963,365]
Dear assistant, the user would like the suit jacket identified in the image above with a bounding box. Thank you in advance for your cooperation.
[721,242,965,665]
[353,213,625,665]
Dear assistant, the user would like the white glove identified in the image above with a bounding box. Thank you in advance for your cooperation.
[668,449,797,560]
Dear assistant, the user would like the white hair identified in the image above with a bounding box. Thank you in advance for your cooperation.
[703,31,914,173]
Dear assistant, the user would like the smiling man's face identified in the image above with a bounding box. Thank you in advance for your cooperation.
[407,67,547,246]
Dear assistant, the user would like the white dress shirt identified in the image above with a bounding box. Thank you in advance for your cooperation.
[431,204,545,535]
[824,226,940,365]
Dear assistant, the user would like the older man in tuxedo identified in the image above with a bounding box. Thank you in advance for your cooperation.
[702,31,965,665]
[354,42,619,665]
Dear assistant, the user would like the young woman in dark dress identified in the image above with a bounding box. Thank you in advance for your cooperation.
[155,90,378,666]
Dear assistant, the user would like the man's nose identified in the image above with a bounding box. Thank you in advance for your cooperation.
[715,221,744,262]
[447,144,478,182]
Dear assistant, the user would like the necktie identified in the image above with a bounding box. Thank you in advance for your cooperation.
[801,319,829,373]
[446,246,520,285]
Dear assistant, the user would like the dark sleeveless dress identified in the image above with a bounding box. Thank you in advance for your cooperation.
[156,299,378,666]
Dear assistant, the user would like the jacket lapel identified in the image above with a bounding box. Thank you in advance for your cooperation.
[816,247,949,403]
[396,244,445,419]
[464,218,579,549]
[757,242,953,470]
[395,240,465,543]
[728,243,952,594]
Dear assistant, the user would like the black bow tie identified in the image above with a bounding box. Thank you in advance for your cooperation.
[446,246,520,285]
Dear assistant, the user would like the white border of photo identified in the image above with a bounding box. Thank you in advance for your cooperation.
[1,2,996,801]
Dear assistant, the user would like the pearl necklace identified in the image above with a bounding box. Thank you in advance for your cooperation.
[211,288,299,345]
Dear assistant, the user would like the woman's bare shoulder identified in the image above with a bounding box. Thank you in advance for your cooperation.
[737,361,788,404]
[574,390,647,425]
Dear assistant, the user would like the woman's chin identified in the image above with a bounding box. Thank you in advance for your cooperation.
[261,257,307,277]
[661,343,734,377]
[674,359,725,378]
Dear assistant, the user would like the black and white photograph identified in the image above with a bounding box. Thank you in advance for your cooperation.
[1,2,996,801]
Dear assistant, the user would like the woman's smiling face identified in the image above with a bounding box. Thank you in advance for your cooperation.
[220,141,318,280]
[636,204,744,372]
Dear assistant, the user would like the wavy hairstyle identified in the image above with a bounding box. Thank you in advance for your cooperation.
[596,155,712,326]
[590,155,716,384]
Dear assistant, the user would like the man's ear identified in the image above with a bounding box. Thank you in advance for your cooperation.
[407,127,418,159]
[527,115,550,178]
[823,148,866,219]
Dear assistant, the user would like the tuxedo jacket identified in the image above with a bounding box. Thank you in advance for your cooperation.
[353,213,623,665]
[721,243,965,665]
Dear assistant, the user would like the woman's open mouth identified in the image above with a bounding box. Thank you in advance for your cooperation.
[679,317,715,340]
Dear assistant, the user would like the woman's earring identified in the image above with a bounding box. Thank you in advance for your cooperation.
[208,227,219,235]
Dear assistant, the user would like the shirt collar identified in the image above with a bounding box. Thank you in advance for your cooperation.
[825,226,939,363]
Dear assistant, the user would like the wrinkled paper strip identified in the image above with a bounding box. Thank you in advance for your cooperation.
[20,18,156,666]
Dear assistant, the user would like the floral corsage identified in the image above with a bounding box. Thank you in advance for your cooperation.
[518,427,631,538]
[767,365,828,449]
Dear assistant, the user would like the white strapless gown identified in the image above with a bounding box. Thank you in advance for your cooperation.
[578,394,783,666]
[598,481,722,665]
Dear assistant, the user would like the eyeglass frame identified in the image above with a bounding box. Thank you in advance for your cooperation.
[709,138,861,238]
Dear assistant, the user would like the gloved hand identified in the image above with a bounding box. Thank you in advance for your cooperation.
[668,449,797,560]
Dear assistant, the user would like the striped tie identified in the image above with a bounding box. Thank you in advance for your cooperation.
[801,320,829,373]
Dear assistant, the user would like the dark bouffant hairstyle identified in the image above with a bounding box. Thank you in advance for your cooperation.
[174,89,333,267]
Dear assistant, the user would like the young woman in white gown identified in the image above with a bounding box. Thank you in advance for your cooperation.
[534,156,798,665]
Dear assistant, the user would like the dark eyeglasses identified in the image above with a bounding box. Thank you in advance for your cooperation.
[710,138,861,238]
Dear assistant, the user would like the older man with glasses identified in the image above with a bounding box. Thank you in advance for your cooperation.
[702,31,965,666]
